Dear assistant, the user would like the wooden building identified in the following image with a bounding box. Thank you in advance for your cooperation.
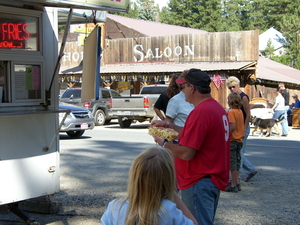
[59,14,300,109]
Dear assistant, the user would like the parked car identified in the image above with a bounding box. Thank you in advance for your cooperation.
[59,103,94,137]
[59,87,121,126]
[109,84,168,128]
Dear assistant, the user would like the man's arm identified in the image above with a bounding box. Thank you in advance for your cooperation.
[152,134,196,161]
[165,115,174,123]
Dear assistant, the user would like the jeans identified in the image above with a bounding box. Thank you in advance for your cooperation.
[241,125,257,174]
[181,178,220,225]
[272,109,288,135]
[282,106,289,135]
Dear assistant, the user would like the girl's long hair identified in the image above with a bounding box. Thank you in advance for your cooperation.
[165,73,181,99]
[125,147,176,225]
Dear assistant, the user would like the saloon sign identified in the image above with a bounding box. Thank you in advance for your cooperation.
[104,31,259,64]
[133,44,195,62]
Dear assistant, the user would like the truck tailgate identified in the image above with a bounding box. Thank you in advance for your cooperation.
[111,96,145,109]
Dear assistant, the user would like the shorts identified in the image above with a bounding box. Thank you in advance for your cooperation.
[230,141,243,171]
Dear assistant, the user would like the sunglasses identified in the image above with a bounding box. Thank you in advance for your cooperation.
[228,86,235,90]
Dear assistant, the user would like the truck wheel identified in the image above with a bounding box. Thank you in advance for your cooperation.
[95,109,106,126]
[66,130,85,137]
[118,117,132,128]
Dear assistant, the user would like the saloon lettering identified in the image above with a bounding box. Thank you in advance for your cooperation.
[0,23,30,49]
[133,44,195,62]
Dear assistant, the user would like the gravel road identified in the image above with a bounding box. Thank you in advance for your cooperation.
[1,124,300,225]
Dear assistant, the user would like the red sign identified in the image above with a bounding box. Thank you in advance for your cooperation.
[0,23,30,49]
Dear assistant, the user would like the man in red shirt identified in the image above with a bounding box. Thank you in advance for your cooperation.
[152,68,230,225]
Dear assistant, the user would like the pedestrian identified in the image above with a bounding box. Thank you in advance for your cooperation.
[151,68,230,225]
[101,146,198,225]
[166,70,194,126]
[278,83,289,135]
[270,87,286,135]
[226,92,245,192]
[226,76,258,182]
[292,94,300,108]
[154,73,181,121]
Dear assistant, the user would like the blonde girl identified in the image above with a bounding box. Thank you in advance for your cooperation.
[101,146,198,225]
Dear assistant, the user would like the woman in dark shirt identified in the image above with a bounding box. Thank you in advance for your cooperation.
[154,73,181,120]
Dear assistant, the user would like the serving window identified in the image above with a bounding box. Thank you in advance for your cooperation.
[0,7,45,107]
[0,61,43,104]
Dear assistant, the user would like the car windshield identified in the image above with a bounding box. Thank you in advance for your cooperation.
[61,89,81,99]
[140,86,167,94]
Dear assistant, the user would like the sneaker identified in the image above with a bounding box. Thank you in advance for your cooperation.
[225,185,238,192]
[245,170,258,182]
[236,184,241,191]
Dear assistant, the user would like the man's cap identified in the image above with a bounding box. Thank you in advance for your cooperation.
[292,94,298,98]
[176,69,211,87]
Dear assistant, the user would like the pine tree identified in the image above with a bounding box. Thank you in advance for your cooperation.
[220,0,241,31]
[160,0,224,32]
[270,0,300,68]
[137,0,159,21]
[264,39,276,58]
[110,2,140,19]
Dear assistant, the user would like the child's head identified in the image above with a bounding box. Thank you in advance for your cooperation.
[228,92,242,109]
[127,146,175,202]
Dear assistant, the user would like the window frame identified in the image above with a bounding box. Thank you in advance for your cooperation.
[0,6,45,107]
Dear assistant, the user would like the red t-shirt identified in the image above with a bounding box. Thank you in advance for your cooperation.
[176,98,230,191]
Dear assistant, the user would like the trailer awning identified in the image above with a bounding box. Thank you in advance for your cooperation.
[11,0,129,12]
[57,9,107,25]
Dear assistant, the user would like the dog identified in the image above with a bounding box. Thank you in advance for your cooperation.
[250,116,285,137]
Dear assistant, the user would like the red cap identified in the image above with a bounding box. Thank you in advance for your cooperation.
[176,77,187,84]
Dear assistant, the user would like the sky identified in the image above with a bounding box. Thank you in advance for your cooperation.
[155,0,168,9]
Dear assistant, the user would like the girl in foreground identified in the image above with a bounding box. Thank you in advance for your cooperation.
[101,147,198,225]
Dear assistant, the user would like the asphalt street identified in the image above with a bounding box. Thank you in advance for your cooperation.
[1,120,300,225]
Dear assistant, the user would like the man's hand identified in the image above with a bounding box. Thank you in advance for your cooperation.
[152,135,164,146]
[150,120,167,127]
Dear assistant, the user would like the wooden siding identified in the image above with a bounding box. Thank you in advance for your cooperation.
[103,30,259,64]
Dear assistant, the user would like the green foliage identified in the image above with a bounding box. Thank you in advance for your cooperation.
[263,39,276,58]
[110,2,140,19]
[276,14,300,69]
[113,0,159,21]
[137,0,159,21]
[58,25,66,35]
[160,0,224,32]
[158,6,171,23]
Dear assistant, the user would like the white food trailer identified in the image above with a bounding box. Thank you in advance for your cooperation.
[0,0,129,224]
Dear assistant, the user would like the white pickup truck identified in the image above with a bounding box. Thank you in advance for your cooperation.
[108,84,168,128]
